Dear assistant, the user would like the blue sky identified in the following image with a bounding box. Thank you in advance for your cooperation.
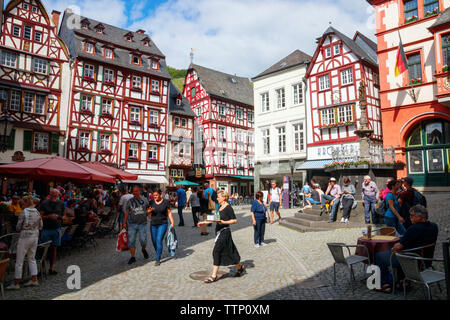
[42,0,376,78]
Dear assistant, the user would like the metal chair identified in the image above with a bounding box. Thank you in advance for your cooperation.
[0,233,20,257]
[327,242,370,291]
[395,252,445,300]
[35,240,52,280]
[0,258,10,299]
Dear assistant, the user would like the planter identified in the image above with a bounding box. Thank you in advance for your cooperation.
[80,109,94,115]
[151,91,160,95]
[101,113,113,119]
[405,16,417,24]
[104,81,116,86]
[147,159,158,164]
[99,149,111,155]
[129,121,141,126]
[83,77,96,82]
[127,157,139,162]
[77,148,91,153]
[149,123,160,129]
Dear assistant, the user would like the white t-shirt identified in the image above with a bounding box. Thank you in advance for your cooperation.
[119,194,133,208]
[270,187,281,203]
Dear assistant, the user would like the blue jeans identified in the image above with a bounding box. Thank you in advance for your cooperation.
[363,195,378,224]
[150,224,168,261]
[384,216,406,236]
[177,206,185,225]
[321,195,340,221]
[305,197,321,205]
[253,219,266,245]
[376,250,400,286]
[128,224,148,248]
[40,228,62,247]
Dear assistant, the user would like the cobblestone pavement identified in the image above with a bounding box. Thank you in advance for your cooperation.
[4,193,449,300]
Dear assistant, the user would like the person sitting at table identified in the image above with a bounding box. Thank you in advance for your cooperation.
[374,204,438,293]
[8,195,22,216]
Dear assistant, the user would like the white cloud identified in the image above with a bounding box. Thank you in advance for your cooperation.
[130,0,376,78]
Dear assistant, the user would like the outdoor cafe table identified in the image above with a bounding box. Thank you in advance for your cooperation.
[355,235,400,264]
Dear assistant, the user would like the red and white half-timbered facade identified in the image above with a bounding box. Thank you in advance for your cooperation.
[305,27,383,167]
[59,9,171,184]
[0,0,70,165]
[183,64,255,195]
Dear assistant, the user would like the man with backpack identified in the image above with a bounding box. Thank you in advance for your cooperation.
[399,176,427,229]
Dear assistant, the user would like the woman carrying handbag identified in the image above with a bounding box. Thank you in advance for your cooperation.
[250,191,268,248]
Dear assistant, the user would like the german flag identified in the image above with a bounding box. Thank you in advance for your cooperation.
[394,36,408,77]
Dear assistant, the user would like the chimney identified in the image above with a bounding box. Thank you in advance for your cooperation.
[52,10,61,33]
[136,29,145,34]
[65,8,72,14]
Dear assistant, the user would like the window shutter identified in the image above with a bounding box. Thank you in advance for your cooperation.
[51,133,60,154]
[23,130,32,151]
[7,129,15,150]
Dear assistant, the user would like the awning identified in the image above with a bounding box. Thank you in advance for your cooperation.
[122,175,169,184]
[297,160,334,170]
[230,176,254,180]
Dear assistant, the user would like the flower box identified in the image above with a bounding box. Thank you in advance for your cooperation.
[127,156,139,162]
[129,120,141,126]
[151,90,160,95]
[249,166,255,169]
[219,165,228,169]
[99,149,111,154]
[83,76,96,82]
[405,15,418,24]
[147,158,158,163]
[80,108,93,115]
[149,123,159,129]
[131,87,142,92]
[77,147,91,152]
[104,81,116,86]
[320,121,356,129]
[424,8,439,17]
[443,65,449,73]
[101,112,113,118]
[410,78,422,85]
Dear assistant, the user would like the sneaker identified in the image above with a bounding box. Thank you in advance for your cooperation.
[24,280,39,287]
[340,217,345,223]
[128,257,136,265]
[260,242,268,247]
[344,218,349,223]
[142,249,149,259]
[155,260,161,266]
[6,283,20,290]
[327,220,335,223]
[254,244,260,248]
[178,223,184,227]
[48,270,58,276]
[201,232,209,236]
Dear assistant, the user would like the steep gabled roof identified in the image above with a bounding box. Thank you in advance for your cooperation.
[168,82,195,117]
[252,49,312,80]
[189,64,253,106]
[429,7,450,30]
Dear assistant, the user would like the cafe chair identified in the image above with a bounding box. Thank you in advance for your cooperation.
[373,227,396,236]
[35,241,52,281]
[327,243,371,292]
[0,259,10,299]
[395,252,445,300]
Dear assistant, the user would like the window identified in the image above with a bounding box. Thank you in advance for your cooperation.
[236,109,243,120]
[236,155,244,168]
[23,92,34,113]
[132,76,141,89]
[191,87,196,98]
[321,108,336,126]
[144,41,150,47]
[325,47,331,58]
[35,95,45,114]
[292,83,303,105]
[101,99,113,115]
[374,74,380,86]
[319,75,330,90]
[78,132,90,149]
[181,118,187,127]
[334,44,340,55]
[247,131,254,144]
[10,90,21,111]
[196,106,201,116]
[99,134,110,151]
[261,92,269,112]
[24,26,32,40]
[149,110,159,126]
[249,156,255,167]
[262,129,270,155]
[34,31,41,43]
[132,55,140,65]
[248,112,254,122]
[126,36,133,42]
[219,152,227,166]
[425,122,443,145]
[151,60,158,69]
[130,107,140,123]
[0,89,8,108]
[404,0,418,20]
[218,104,226,117]
[184,143,191,155]
[423,0,439,16]
[277,126,286,153]
[105,48,113,59]
[32,6,38,13]
[338,105,353,122]
[96,27,103,34]
[1,51,17,67]
[174,117,180,126]
[82,23,89,30]
[176,99,181,105]
[104,68,114,83]
[23,3,28,9]
[171,169,177,177]
[151,80,159,93]
[236,129,243,142]
[293,123,304,152]
[442,34,450,67]
[128,143,139,159]
[83,64,95,79]
[341,68,353,85]
[13,25,21,37]
[218,126,226,141]
[85,43,94,54]
[33,58,48,74]
[148,145,158,161]
[407,53,422,82]
[33,132,49,152]
[276,88,285,109]
[80,95,93,112]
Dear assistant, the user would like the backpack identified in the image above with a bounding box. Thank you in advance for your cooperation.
[212,190,218,203]
[207,191,215,211]
[375,196,388,217]
[412,189,427,208]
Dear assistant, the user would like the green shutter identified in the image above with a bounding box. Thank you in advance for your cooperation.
[51,133,60,154]
[23,130,32,151]
[7,129,15,150]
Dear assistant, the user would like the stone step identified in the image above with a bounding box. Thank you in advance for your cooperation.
[279,220,330,233]
[294,212,328,221]
[285,216,370,230]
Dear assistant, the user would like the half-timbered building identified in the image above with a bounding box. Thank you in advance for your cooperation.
[166,81,196,187]
[183,64,255,195]
[0,0,70,165]
[59,9,171,185]
[301,27,382,181]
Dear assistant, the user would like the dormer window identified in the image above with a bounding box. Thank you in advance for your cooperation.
[132,55,141,65]
[23,3,28,10]
[176,99,181,106]
[151,60,159,70]
[144,41,150,47]
[127,36,132,41]
[82,23,89,30]
[125,32,134,42]
[104,48,113,59]
[325,47,331,58]
[85,42,94,54]
[32,6,38,13]
[95,24,105,34]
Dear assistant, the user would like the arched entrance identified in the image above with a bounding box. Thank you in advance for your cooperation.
[405,119,450,187]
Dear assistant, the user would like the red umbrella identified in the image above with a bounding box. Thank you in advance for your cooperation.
[81,162,138,181]
[0,156,116,184]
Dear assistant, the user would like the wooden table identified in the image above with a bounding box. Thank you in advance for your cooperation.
[355,235,400,264]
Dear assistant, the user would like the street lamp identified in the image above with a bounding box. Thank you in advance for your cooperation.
[0,109,14,153]
[289,158,295,208]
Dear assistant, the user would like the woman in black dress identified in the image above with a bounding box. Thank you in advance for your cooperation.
[198,190,245,283]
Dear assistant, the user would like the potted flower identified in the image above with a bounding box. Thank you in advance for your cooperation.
[443,65,449,73]
[149,122,159,129]
[405,15,418,24]
[130,120,140,126]
[84,74,95,81]
[425,7,439,17]
[101,111,113,118]
[148,158,158,163]
[249,165,255,169]
[100,148,111,154]
[128,156,139,161]
[80,107,92,114]
[410,77,422,85]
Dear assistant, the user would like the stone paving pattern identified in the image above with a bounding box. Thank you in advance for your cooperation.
[4,193,449,300]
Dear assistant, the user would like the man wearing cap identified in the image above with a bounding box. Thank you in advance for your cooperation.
[320,178,342,222]
[361,175,379,224]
